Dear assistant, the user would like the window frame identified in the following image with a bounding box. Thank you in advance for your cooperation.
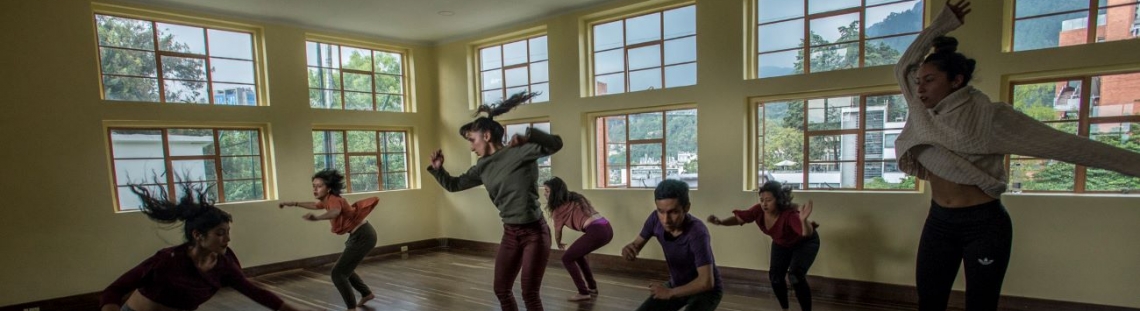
[586,2,698,96]
[311,128,413,193]
[475,34,551,106]
[592,106,698,189]
[1007,0,1140,52]
[305,34,411,112]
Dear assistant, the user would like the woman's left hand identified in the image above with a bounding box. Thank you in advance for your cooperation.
[302,213,318,221]
[799,200,813,222]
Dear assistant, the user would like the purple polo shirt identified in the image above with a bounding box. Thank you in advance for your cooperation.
[639,212,722,291]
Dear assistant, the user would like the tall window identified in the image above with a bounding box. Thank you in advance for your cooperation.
[312,130,410,192]
[754,93,916,190]
[1012,0,1140,51]
[754,0,925,78]
[596,108,697,188]
[108,127,266,211]
[95,14,259,104]
[503,121,553,185]
[1008,71,1140,193]
[307,41,406,112]
[479,36,550,105]
[591,5,697,96]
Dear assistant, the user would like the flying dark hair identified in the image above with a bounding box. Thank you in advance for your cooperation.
[129,179,232,244]
[312,169,345,196]
[654,179,691,208]
[459,91,539,143]
[543,177,593,214]
[923,36,977,87]
[758,180,795,212]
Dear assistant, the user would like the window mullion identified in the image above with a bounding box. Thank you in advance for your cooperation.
[212,129,226,202]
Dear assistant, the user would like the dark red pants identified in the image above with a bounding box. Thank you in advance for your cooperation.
[495,218,551,311]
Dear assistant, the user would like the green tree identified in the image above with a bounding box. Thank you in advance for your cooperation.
[97,15,209,103]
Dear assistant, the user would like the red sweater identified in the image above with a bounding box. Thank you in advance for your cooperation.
[100,244,284,310]
[733,204,818,248]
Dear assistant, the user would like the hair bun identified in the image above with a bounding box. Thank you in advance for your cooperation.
[932,36,958,54]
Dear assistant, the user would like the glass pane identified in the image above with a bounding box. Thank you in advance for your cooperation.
[375,74,402,94]
[113,159,167,185]
[1097,4,1140,44]
[866,94,909,128]
[666,109,698,178]
[864,161,916,189]
[663,5,696,39]
[532,122,551,133]
[1085,124,1140,191]
[161,56,206,80]
[625,45,660,70]
[221,156,261,179]
[309,89,342,109]
[758,19,804,52]
[171,159,216,182]
[168,129,214,156]
[345,92,373,110]
[810,12,861,43]
[1085,168,1140,192]
[482,90,503,104]
[631,143,663,165]
[505,67,529,87]
[809,134,858,161]
[595,73,625,95]
[340,46,372,71]
[308,67,341,89]
[218,130,259,156]
[865,35,916,67]
[384,132,407,152]
[758,101,806,176]
[606,117,627,143]
[343,72,372,92]
[103,76,159,101]
[758,0,804,23]
[809,0,860,14]
[117,185,166,211]
[101,48,157,77]
[1016,0,1090,18]
[350,173,380,192]
[757,50,802,78]
[1011,158,1075,191]
[807,96,859,130]
[110,129,166,158]
[630,165,664,188]
[629,69,662,92]
[210,58,255,83]
[1012,80,1082,121]
[312,131,344,153]
[594,49,624,74]
[810,42,859,72]
[481,46,502,70]
[629,112,664,140]
[531,61,549,83]
[504,124,530,145]
[347,131,378,152]
[594,21,624,51]
[163,80,209,104]
[96,15,155,49]
[664,37,696,65]
[482,69,503,90]
[626,13,662,45]
[374,51,402,75]
[529,36,548,61]
[212,83,257,106]
[1092,73,1140,117]
[377,94,403,112]
[607,166,628,187]
[383,153,406,172]
[503,40,529,66]
[1014,12,1089,51]
[506,86,530,99]
[665,63,697,88]
[349,155,379,173]
[223,180,262,201]
[865,0,924,38]
[806,163,848,189]
[173,182,218,202]
[313,154,345,172]
[156,23,206,54]
[207,29,253,60]
[384,172,408,190]
[306,42,340,68]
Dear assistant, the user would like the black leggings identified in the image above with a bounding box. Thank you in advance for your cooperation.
[333,222,377,308]
[917,200,1012,311]
[770,233,820,311]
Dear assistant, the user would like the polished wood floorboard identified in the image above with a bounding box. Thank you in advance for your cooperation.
[203,250,902,311]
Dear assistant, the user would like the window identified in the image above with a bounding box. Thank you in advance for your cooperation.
[591,5,696,96]
[478,36,550,105]
[1008,71,1140,193]
[108,127,266,211]
[754,93,916,190]
[503,121,553,185]
[312,130,410,192]
[306,41,406,112]
[754,0,925,78]
[1011,0,1140,51]
[95,14,260,104]
[595,108,697,188]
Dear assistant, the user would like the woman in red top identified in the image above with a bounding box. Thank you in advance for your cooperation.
[543,177,613,301]
[280,169,379,311]
[101,182,308,311]
[708,181,819,311]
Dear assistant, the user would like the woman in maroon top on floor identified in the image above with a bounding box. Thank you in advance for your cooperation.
[101,182,309,311]
[708,181,820,311]
[543,177,613,302]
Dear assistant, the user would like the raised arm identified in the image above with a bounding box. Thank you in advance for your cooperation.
[707,214,743,226]
[988,105,1140,178]
[896,0,970,109]
[426,161,484,192]
[278,201,321,210]
[509,127,564,161]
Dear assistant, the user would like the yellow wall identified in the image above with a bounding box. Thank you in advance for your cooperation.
[3,0,1140,308]
[0,0,443,306]
[434,0,1140,308]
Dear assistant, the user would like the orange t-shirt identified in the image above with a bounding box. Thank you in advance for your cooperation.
[319,195,379,235]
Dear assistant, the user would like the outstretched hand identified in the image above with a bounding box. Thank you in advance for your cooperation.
[430,149,444,170]
[799,200,814,222]
[706,215,721,226]
[621,243,640,261]
[947,0,971,22]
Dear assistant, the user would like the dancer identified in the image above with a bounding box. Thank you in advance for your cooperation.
[426,91,562,311]
[101,182,308,311]
[895,1,1140,310]
[279,169,379,311]
[622,179,722,311]
[543,176,613,301]
[708,181,819,311]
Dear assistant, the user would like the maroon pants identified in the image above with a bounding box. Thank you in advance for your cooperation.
[561,218,613,295]
[495,218,551,311]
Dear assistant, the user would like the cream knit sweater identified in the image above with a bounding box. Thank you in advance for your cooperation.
[894,7,1140,198]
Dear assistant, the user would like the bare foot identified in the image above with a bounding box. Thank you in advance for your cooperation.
[357,293,375,307]
[567,293,592,301]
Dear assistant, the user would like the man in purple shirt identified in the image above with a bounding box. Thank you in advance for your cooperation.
[622,179,723,311]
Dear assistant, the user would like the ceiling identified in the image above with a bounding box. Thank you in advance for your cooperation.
[120,0,622,44]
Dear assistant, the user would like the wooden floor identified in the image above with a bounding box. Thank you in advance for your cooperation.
[203,249,902,311]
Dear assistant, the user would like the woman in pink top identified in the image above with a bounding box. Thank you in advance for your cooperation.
[708,181,819,311]
[543,177,613,301]
[280,169,379,311]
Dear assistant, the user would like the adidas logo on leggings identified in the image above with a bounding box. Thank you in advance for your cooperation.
[978,258,994,265]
